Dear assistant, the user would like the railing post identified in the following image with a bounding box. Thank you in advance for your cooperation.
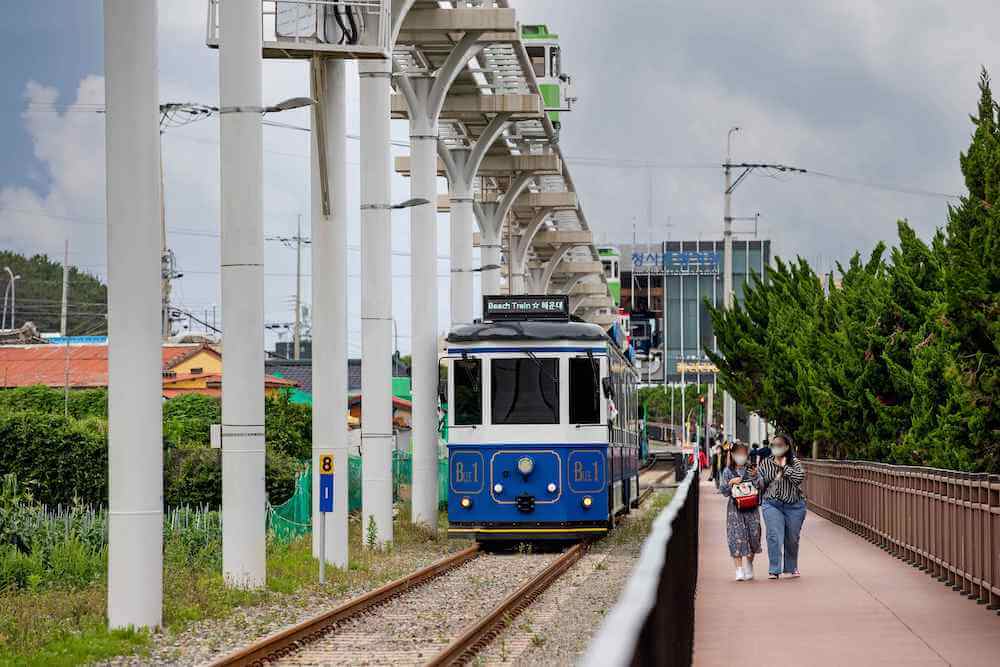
[988,474,999,612]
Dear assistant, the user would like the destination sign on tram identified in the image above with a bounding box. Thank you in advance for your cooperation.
[483,295,569,321]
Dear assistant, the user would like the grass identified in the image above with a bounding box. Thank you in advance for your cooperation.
[0,506,464,666]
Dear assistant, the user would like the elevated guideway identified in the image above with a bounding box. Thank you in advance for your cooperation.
[392,0,615,327]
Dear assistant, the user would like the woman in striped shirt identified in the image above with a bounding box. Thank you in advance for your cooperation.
[756,434,806,579]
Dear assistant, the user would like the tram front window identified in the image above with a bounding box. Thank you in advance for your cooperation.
[491,358,559,425]
[526,46,546,77]
[453,359,482,425]
[569,357,600,424]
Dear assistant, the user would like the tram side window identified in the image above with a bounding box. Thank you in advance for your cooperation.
[491,358,559,424]
[453,359,482,425]
[569,357,600,424]
[526,46,546,77]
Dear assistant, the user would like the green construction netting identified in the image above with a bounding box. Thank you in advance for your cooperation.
[268,451,449,542]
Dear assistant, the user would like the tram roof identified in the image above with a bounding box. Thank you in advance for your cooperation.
[447,320,609,344]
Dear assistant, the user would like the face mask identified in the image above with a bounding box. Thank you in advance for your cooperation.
[733,454,748,466]
[772,446,788,457]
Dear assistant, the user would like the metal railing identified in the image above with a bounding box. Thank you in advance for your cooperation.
[803,459,1000,611]
[583,467,699,667]
[206,0,390,57]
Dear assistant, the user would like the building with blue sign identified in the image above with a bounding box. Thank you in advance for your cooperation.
[619,239,772,440]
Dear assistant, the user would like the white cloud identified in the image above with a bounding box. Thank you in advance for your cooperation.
[0,77,107,273]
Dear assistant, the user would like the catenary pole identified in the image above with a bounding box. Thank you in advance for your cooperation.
[104,0,163,629]
[220,0,266,588]
[722,127,738,441]
[60,240,69,336]
[294,213,302,360]
[359,59,394,545]
[310,58,348,566]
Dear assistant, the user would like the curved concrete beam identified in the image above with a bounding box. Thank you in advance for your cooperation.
[540,244,575,294]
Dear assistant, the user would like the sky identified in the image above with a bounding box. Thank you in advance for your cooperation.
[0,1,997,354]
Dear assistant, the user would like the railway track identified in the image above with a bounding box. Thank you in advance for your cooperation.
[210,470,669,667]
[425,542,586,666]
[208,545,481,667]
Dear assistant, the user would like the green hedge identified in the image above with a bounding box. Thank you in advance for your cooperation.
[0,387,306,508]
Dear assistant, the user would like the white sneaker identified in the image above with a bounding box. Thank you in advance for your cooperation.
[735,567,746,581]
[743,562,754,580]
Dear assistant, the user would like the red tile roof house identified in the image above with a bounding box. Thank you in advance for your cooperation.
[0,343,297,397]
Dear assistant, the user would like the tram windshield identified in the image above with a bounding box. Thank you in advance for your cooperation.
[526,46,546,77]
[491,357,559,424]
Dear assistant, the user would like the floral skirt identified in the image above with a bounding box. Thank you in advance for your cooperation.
[726,500,762,558]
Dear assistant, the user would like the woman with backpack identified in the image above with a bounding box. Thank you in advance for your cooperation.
[720,441,762,581]
[756,434,806,579]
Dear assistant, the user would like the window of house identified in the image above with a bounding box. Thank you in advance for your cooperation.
[453,359,482,425]
[491,357,559,424]
[190,367,203,375]
[569,357,600,424]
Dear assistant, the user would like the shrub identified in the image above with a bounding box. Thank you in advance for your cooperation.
[265,390,311,460]
[164,445,222,509]
[0,412,107,507]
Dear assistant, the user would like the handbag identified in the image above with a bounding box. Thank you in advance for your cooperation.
[731,481,759,511]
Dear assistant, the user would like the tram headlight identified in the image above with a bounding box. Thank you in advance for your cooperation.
[460,497,472,509]
[547,482,557,493]
[493,483,504,494]
[517,457,534,476]
[582,496,593,509]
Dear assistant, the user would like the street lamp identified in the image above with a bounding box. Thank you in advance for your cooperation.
[361,197,431,212]
[451,264,502,273]
[2,267,21,330]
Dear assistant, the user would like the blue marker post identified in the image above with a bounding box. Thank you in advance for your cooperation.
[318,453,334,583]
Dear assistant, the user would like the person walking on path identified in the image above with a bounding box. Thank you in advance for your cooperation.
[720,442,762,581]
[756,434,806,579]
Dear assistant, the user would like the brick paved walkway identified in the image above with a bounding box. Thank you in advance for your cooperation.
[694,479,1000,666]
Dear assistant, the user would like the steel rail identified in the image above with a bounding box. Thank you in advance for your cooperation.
[425,542,587,666]
[208,544,481,667]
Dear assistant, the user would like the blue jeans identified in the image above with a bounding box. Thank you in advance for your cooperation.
[761,499,806,575]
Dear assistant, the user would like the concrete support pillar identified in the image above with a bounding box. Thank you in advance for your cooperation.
[403,76,441,529]
[440,113,510,324]
[310,58,348,566]
[220,0,266,588]
[450,194,475,324]
[359,60,394,546]
[104,0,163,629]
[479,221,502,296]
[398,32,485,530]
[474,172,534,298]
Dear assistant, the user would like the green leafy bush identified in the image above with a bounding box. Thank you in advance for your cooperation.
[0,412,108,507]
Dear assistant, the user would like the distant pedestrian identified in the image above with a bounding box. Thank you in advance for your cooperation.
[720,442,762,581]
[756,438,772,461]
[757,434,806,579]
[750,442,760,465]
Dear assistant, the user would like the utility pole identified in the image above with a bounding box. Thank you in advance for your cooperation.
[61,240,69,336]
[722,127,738,442]
[721,127,805,441]
[294,214,302,360]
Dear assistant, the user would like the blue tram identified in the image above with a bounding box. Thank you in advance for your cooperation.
[445,296,642,541]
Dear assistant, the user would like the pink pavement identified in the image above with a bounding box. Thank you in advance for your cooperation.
[694,479,1000,666]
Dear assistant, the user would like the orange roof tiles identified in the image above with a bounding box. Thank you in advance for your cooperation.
[0,344,294,392]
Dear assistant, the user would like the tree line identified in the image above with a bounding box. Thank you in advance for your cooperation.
[0,251,108,335]
[707,70,999,473]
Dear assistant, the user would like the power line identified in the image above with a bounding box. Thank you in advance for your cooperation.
[803,169,961,200]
